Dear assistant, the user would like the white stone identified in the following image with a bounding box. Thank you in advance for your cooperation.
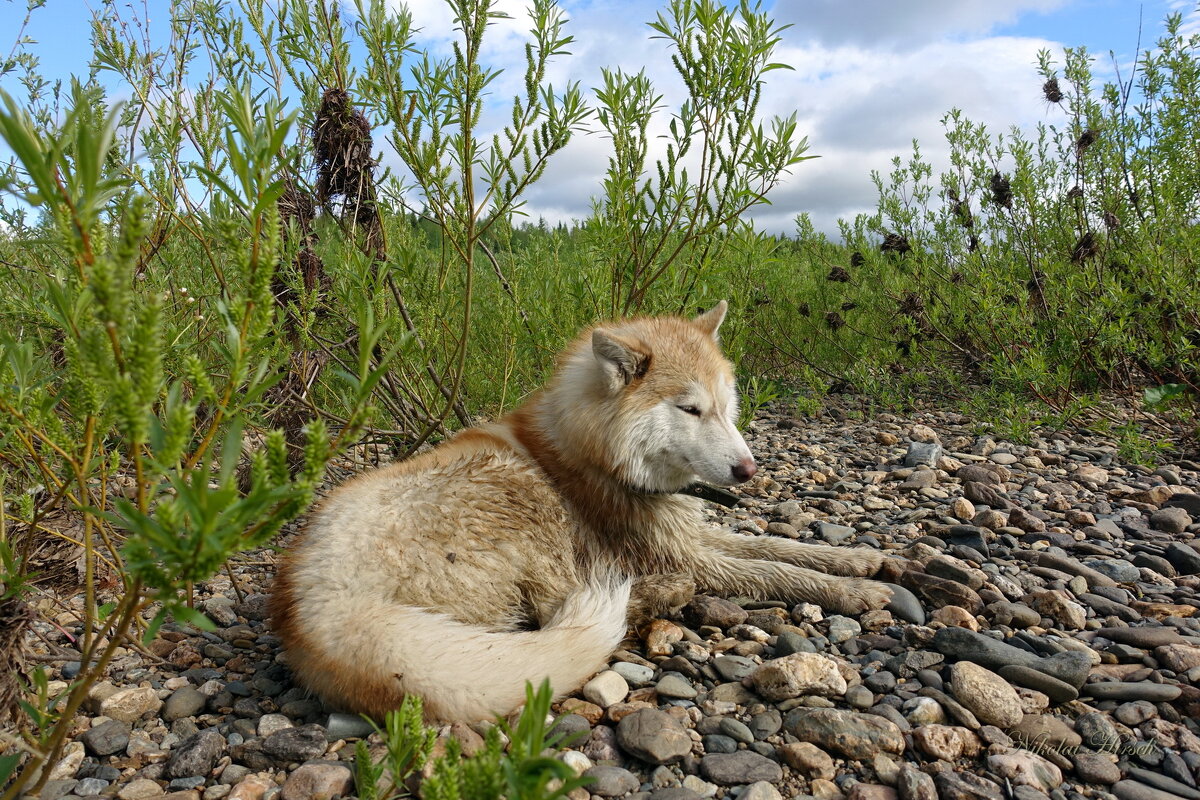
[47,741,85,781]
[750,653,847,701]
[256,713,294,737]
[117,778,165,800]
[100,686,162,723]
[682,775,718,798]
[561,750,593,776]
[949,661,1024,728]
[987,748,1063,791]
[581,670,628,708]
[742,781,784,800]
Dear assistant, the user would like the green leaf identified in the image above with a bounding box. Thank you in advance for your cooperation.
[1144,384,1186,408]
[169,603,217,633]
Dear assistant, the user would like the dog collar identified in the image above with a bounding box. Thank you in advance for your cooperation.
[623,480,742,508]
[678,482,742,507]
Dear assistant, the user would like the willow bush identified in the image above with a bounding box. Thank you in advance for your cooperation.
[754,15,1199,420]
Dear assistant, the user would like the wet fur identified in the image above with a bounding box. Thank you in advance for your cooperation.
[270,303,892,722]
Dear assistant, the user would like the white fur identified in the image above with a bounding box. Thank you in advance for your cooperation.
[292,569,631,722]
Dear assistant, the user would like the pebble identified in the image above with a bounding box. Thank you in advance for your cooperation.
[718,717,754,744]
[741,782,784,800]
[987,748,1063,791]
[584,765,641,797]
[1151,507,1192,533]
[279,761,352,800]
[323,713,375,740]
[78,719,131,756]
[897,765,938,800]
[712,655,756,682]
[1113,780,1196,800]
[1125,768,1200,800]
[1165,543,1200,575]
[882,583,926,624]
[686,595,748,628]
[616,709,692,764]
[118,778,166,800]
[1155,644,1200,672]
[256,713,294,737]
[949,661,1024,728]
[612,661,656,686]
[846,684,875,709]
[163,686,208,722]
[583,670,629,708]
[261,724,327,763]
[227,775,274,800]
[165,730,227,780]
[99,686,163,724]
[1028,590,1087,630]
[997,665,1079,704]
[699,751,783,786]
[1072,751,1122,784]
[1080,682,1182,702]
[784,707,905,758]
[655,672,698,699]
[1009,715,1081,750]
[905,441,943,468]
[750,652,847,700]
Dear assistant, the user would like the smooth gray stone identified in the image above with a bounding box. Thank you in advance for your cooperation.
[699,751,783,786]
[1081,682,1182,702]
[1113,780,1192,800]
[1096,626,1186,647]
[583,765,640,797]
[1126,769,1200,800]
[1165,543,1200,576]
[998,665,1079,704]
[882,582,925,624]
[932,626,1092,687]
[325,713,378,740]
[1009,550,1118,588]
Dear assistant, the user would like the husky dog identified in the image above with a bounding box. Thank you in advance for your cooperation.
[270,302,892,722]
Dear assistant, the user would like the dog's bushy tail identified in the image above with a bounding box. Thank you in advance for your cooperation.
[287,574,631,722]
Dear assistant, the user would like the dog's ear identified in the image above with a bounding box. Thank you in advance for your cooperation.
[593,329,650,386]
[693,300,728,340]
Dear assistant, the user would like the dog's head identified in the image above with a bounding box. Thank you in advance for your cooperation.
[551,301,757,493]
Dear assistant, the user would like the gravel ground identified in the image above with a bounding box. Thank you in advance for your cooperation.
[21,400,1200,800]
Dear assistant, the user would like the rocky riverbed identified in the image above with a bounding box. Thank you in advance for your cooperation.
[20,402,1200,800]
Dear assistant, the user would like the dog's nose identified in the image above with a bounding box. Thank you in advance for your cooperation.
[731,457,757,483]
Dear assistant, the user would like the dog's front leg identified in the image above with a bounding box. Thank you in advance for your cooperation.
[687,548,892,615]
[701,528,885,577]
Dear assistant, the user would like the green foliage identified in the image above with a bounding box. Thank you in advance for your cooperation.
[0,71,381,800]
[592,0,813,314]
[738,376,782,431]
[1144,384,1188,410]
[758,17,1199,424]
[354,681,588,800]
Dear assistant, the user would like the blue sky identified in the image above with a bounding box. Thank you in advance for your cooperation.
[2,0,1199,234]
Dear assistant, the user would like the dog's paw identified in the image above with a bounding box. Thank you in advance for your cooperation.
[627,572,697,626]
[827,547,885,578]
[823,579,893,615]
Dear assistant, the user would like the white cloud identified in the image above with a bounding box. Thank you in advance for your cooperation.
[372,1,1106,236]
[769,0,1070,50]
